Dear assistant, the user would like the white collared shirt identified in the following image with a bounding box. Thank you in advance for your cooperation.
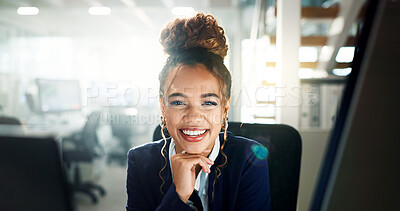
[169,136,220,211]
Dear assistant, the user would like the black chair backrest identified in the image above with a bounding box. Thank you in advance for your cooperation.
[153,122,302,211]
[0,135,73,211]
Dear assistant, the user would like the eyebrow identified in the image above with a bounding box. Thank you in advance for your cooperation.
[168,92,187,99]
[167,92,219,99]
[201,93,220,98]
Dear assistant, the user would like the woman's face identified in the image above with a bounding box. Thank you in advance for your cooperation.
[161,64,230,155]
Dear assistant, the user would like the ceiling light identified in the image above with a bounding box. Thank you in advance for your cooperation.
[88,7,111,16]
[172,7,195,18]
[17,7,39,15]
[299,47,318,62]
[333,68,352,76]
[335,47,355,63]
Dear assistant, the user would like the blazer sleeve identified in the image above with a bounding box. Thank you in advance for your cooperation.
[126,149,202,211]
[234,146,271,211]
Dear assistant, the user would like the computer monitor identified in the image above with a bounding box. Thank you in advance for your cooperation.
[310,0,400,210]
[37,79,81,113]
[0,135,73,211]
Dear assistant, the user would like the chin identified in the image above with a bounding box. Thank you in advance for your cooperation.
[183,144,207,154]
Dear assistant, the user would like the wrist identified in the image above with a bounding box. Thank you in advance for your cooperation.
[175,184,192,203]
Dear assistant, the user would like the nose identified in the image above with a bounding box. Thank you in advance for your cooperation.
[184,105,203,123]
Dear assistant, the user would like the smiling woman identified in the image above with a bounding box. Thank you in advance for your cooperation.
[126,13,271,211]
[162,64,226,154]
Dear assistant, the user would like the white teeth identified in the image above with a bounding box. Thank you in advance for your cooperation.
[182,129,206,136]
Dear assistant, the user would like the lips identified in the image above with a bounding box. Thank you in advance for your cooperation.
[179,128,209,142]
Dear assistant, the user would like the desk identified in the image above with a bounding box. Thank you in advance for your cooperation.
[0,121,84,160]
[24,123,84,137]
[23,114,86,137]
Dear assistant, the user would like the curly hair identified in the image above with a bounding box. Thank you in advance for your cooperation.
[157,13,231,201]
[159,13,231,103]
[160,13,228,58]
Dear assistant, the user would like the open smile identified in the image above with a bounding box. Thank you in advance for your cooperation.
[179,128,209,142]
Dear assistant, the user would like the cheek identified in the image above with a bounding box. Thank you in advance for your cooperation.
[206,111,224,127]
[165,109,184,127]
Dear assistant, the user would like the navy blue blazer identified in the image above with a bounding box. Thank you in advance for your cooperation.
[126,132,271,211]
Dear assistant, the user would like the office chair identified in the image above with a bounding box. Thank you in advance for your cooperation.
[62,111,106,204]
[0,116,24,135]
[153,122,302,211]
[0,116,22,125]
[108,112,135,166]
[0,135,73,211]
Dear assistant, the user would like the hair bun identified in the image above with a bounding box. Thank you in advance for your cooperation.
[160,13,228,59]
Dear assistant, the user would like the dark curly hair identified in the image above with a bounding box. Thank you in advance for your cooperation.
[159,13,231,103]
[157,13,231,201]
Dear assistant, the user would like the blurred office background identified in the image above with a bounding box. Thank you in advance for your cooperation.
[0,0,365,210]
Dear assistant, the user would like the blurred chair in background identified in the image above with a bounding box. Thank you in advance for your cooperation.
[107,110,135,166]
[0,135,73,211]
[62,111,106,204]
[153,122,302,211]
[0,116,22,125]
[0,115,24,135]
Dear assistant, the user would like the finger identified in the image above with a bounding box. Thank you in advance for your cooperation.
[179,154,214,165]
[197,156,213,173]
[187,156,211,173]
[173,154,214,173]
[197,158,211,173]
[184,152,202,155]
[180,152,211,164]
[177,155,210,173]
[198,155,214,165]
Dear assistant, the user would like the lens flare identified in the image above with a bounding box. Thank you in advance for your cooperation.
[251,144,268,160]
